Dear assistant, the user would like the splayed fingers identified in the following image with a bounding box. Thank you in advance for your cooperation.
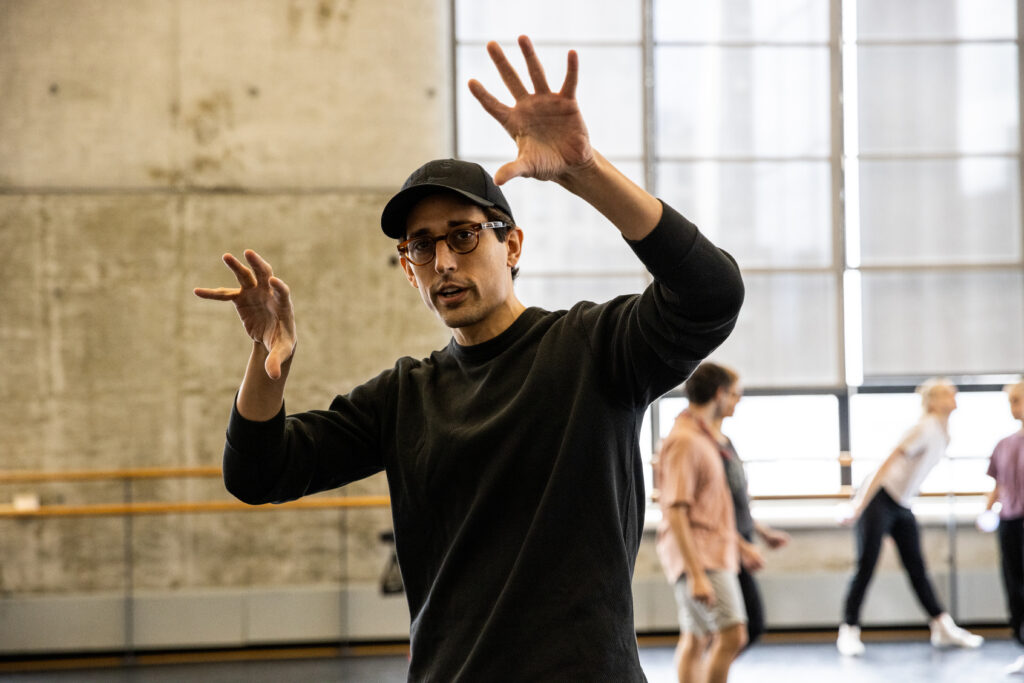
[193,250,297,372]
[467,35,591,185]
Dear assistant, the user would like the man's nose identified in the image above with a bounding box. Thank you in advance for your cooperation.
[433,239,457,272]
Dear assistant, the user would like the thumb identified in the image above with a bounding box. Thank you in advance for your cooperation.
[263,339,295,381]
[493,159,529,186]
[264,353,282,381]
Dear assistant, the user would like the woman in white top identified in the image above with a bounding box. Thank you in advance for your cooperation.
[836,378,984,656]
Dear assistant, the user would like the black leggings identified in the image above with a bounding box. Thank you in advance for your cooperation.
[842,488,944,626]
[738,563,764,650]
[999,516,1024,646]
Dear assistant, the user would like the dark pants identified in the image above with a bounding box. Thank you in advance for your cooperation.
[999,516,1024,645]
[738,563,764,650]
[842,488,944,626]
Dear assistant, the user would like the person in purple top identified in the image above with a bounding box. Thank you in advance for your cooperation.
[986,380,1024,675]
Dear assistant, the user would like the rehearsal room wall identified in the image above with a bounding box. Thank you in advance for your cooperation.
[0,0,454,648]
[0,0,1005,653]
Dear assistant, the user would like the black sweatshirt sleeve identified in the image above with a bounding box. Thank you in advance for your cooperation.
[627,201,744,327]
[576,200,744,405]
[222,371,389,505]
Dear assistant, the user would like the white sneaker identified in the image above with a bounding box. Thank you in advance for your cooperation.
[837,623,865,656]
[929,613,984,649]
[1005,655,1024,675]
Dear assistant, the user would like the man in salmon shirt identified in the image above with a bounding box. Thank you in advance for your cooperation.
[655,363,760,683]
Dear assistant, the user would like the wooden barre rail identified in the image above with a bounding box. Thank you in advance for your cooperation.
[0,468,989,519]
[0,466,222,484]
[0,491,992,520]
[753,490,990,501]
[0,495,392,518]
[0,467,392,518]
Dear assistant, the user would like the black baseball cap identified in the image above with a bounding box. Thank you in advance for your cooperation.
[380,159,515,239]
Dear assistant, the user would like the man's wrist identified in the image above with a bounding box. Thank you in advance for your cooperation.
[552,151,602,197]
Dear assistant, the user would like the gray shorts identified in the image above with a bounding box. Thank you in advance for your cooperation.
[674,570,747,637]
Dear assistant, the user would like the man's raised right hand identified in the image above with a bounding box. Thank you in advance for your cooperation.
[194,249,297,380]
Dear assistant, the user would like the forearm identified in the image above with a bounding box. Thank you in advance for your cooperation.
[668,506,706,579]
[852,453,895,514]
[852,478,881,516]
[739,534,756,554]
[986,484,1000,510]
[556,150,663,241]
[237,341,292,421]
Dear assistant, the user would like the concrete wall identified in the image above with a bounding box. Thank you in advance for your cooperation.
[0,0,452,599]
[0,0,1011,653]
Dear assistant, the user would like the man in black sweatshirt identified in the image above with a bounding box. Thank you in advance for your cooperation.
[195,35,744,682]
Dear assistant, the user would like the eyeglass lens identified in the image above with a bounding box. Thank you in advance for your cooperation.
[406,226,480,265]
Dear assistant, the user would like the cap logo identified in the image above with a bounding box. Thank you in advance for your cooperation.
[424,160,455,183]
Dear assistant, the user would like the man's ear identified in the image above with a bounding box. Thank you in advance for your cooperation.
[506,226,524,269]
[400,256,419,289]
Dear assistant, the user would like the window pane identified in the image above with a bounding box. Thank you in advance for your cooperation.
[729,394,840,462]
[918,457,994,495]
[858,45,1018,154]
[655,46,830,158]
[457,45,642,158]
[471,160,645,274]
[658,394,841,495]
[860,270,1024,377]
[851,390,1018,465]
[851,390,1015,494]
[655,0,829,43]
[858,0,1016,40]
[657,161,832,268]
[514,273,646,313]
[743,460,840,496]
[948,391,1022,459]
[456,0,641,42]
[849,393,921,478]
[858,158,1021,266]
[711,273,839,387]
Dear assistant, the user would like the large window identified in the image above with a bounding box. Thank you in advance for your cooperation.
[454,0,1023,496]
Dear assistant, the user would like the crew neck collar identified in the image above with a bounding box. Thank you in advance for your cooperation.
[448,307,544,363]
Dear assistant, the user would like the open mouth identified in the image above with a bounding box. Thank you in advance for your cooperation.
[436,284,468,302]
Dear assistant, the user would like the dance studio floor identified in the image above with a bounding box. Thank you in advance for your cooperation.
[1,630,1019,682]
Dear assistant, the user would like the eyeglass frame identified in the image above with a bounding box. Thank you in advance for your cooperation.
[396,221,510,266]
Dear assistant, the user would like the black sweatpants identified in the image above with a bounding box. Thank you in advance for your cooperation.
[841,488,944,626]
[999,516,1024,645]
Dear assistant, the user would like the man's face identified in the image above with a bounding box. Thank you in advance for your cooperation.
[1009,386,1024,422]
[929,385,958,416]
[400,192,523,346]
[718,381,742,419]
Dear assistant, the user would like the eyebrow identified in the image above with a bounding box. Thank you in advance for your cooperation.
[405,219,479,239]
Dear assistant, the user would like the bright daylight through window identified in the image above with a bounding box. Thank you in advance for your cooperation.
[454,0,1023,498]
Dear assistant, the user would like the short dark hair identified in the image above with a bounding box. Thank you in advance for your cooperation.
[484,205,520,281]
[684,362,738,405]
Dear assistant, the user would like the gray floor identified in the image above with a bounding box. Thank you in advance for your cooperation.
[1,636,1021,682]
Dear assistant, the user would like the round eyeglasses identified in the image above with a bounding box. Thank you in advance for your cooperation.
[397,221,509,266]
